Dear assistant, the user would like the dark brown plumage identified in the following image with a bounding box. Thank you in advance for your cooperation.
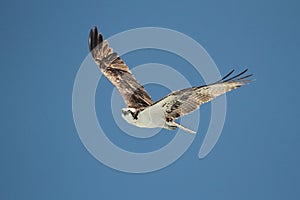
[89,27,153,109]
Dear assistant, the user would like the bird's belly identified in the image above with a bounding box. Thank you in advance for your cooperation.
[135,106,165,128]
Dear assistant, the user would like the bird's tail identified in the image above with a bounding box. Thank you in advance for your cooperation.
[172,122,196,134]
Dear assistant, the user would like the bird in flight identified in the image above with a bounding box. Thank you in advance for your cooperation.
[89,26,253,134]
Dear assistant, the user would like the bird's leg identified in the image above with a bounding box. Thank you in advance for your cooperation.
[165,117,196,134]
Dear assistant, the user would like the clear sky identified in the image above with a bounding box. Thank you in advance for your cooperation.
[1,0,300,199]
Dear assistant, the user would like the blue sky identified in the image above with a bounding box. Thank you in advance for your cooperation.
[1,0,300,199]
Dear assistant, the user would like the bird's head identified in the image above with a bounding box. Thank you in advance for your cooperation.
[121,108,139,123]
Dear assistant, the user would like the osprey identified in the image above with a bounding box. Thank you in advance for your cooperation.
[89,27,253,134]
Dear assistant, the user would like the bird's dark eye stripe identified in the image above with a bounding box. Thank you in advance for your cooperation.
[130,110,139,120]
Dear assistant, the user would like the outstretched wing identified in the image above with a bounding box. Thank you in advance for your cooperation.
[89,26,153,109]
[154,69,253,119]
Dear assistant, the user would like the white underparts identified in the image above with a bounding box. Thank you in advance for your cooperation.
[121,106,196,134]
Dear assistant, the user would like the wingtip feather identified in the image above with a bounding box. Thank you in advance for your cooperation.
[89,26,104,52]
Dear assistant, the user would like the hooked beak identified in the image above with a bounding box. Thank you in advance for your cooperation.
[121,109,127,115]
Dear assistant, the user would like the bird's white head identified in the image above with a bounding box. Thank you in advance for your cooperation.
[121,108,138,124]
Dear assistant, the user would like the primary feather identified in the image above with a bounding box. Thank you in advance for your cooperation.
[89,27,153,109]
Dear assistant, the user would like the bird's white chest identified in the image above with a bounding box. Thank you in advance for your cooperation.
[133,106,166,128]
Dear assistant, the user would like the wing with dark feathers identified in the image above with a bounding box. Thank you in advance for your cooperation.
[89,26,153,109]
[154,69,253,119]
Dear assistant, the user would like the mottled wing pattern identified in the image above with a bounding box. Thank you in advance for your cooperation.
[89,27,153,109]
[154,69,253,119]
